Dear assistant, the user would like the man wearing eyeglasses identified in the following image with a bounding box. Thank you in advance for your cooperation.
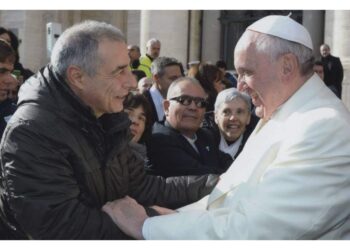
[146,77,231,177]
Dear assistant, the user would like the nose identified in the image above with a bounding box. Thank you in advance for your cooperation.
[187,99,199,110]
[237,80,247,92]
[124,69,137,91]
[228,113,238,121]
[129,115,139,125]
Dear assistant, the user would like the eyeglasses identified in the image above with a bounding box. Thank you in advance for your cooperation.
[170,95,208,109]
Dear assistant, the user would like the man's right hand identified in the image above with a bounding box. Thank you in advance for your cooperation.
[102,196,148,240]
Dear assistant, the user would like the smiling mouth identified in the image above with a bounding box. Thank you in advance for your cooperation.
[183,115,198,120]
[227,124,240,129]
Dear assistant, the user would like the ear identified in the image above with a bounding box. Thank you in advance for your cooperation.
[163,99,170,117]
[66,65,85,90]
[153,74,160,84]
[281,53,297,81]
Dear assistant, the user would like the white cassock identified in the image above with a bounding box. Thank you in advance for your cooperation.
[142,74,350,239]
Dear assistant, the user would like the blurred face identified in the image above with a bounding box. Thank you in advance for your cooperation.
[0,33,11,44]
[125,105,146,143]
[147,42,161,59]
[215,98,251,142]
[320,45,330,57]
[313,64,324,80]
[235,32,280,120]
[164,81,207,138]
[0,59,15,102]
[137,78,153,93]
[214,79,226,93]
[78,40,136,117]
[155,65,182,97]
[128,45,140,61]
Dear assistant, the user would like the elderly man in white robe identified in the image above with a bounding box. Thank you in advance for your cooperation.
[101,15,350,240]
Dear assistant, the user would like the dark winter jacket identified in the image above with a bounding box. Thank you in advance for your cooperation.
[0,99,17,139]
[0,65,218,239]
[146,121,231,177]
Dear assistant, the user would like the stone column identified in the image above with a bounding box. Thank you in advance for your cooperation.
[188,10,202,63]
[140,10,189,66]
[325,10,350,109]
[201,10,221,65]
[126,10,141,46]
[302,10,324,57]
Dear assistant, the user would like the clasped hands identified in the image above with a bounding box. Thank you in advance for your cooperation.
[102,196,175,239]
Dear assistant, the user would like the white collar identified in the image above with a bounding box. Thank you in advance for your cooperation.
[219,133,243,159]
[150,85,165,121]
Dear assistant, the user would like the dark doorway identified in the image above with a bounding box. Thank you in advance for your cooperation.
[219,10,303,70]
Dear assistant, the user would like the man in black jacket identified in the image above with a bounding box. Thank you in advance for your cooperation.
[0,21,218,239]
[146,77,230,177]
[320,44,344,99]
[143,57,183,126]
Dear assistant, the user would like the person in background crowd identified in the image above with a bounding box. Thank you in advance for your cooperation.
[139,38,161,78]
[0,39,17,139]
[216,60,237,88]
[101,15,350,240]
[146,77,231,177]
[123,93,153,166]
[137,77,153,94]
[314,60,338,97]
[186,60,200,77]
[0,27,34,84]
[128,45,150,78]
[0,38,17,237]
[124,93,152,145]
[212,88,254,166]
[143,56,183,125]
[0,27,11,44]
[319,43,343,99]
[131,69,146,83]
[0,20,218,240]
[195,63,225,112]
[7,30,34,83]
[195,63,226,129]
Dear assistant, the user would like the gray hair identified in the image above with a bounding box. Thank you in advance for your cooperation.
[320,43,330,50]
[214,87,251,112]
[146,38,160,48]
[128,44,140,53]
[237,31,314,76]
[151,56,181,77]
[167,76,204,99]
[51,20,126,78]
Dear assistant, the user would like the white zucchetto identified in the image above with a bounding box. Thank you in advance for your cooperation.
[247,15,313,50]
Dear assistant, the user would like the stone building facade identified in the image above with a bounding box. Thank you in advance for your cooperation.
[0,10,349,108]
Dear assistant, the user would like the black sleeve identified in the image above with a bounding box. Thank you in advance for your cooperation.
[146,134,217,177]
[126,144,219,209]
[334,57,344,95]
[0,122,127,239]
